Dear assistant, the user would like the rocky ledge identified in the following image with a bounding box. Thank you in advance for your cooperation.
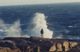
[0,37,79,52]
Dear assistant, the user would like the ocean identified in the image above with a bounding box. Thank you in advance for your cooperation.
[0,3,80,39]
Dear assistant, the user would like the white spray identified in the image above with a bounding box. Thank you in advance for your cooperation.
[0,19,30,38]
[5,20,21,37]
[30,12,53,38]
[0,12,53,38]
[0,19,7,38]
[0,19,6,32]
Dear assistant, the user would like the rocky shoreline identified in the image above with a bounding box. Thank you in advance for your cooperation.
[0,37,79,52]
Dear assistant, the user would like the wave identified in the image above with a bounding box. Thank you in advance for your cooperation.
[27,12,53,38]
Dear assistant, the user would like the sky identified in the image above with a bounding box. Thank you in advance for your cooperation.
[0,0,80,6]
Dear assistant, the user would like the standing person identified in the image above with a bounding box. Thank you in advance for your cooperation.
[40,28,44,38]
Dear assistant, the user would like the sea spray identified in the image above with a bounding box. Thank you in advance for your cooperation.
[4,20,30,37]
[0,19,30,38]
[5,20,21,37]
[28,12,53,38]
[0,19,7,37]
[0,12,53,38]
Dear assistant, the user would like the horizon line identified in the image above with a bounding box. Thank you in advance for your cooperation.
[0,2,80,7]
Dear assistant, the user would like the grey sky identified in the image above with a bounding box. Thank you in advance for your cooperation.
[0,0,80,6]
